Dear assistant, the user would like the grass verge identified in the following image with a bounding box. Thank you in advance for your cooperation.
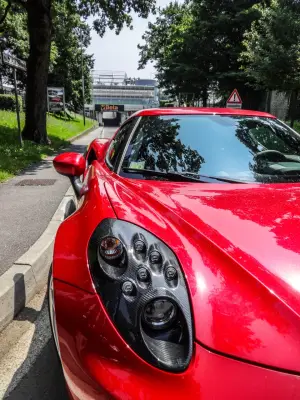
[292,121,300,134]
[0,110,94,182]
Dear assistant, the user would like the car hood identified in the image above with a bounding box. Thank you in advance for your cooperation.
[104,176,300,373]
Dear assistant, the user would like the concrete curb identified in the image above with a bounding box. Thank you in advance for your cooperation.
[0,124,104,332]
[69,123,99,143]
[0,186,76,332]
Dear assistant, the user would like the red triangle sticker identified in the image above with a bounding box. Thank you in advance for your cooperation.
[227,89,242,104]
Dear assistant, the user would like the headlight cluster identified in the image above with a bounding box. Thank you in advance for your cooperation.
[88,219,193,372]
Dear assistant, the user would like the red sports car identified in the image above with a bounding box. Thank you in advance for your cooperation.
[50,108,300,399]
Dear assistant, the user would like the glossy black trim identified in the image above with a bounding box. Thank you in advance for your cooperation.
[70,176,83,199]
[105,117,141,173]
[88,218,193,372]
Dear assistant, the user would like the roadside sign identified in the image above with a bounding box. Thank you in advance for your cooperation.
[47,87,65,112]
[95,104,125,112]
[226,89,242,109]
[1,52,26,72]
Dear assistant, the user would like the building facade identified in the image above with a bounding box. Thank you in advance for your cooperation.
[87,71,159,124]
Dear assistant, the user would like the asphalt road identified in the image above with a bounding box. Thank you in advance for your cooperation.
[0,126,117,276]
[0,126,117,399]
[0,287,68,400]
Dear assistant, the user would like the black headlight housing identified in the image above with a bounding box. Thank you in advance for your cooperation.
[88,219,193,372]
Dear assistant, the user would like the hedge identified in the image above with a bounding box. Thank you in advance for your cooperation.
[0,94,23,111]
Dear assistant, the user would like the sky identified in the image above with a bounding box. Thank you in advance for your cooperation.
[87,0,173,79]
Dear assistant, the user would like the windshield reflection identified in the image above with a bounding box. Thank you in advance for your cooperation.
[124,117,204,173]
[122,115,300,183]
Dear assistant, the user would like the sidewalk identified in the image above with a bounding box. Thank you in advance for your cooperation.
[0,126,105,277]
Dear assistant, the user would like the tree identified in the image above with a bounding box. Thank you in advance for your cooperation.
[190,0,264,98]
[139,2,207,105]
[0,1,28,90]
[48,6,94,112]
[0,0,155,143]
[139,0,265,108]
[0,2,93,111]
[241,0,300,126]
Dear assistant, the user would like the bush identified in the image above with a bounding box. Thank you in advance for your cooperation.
[0,94,23,111]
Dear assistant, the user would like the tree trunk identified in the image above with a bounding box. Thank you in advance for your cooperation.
[289,89,298,129]
[22,0,52,144]
[202,88,208,107]
[266,90,272,113]
[177,93,181,106]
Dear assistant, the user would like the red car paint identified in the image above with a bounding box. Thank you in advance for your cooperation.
[54,152,86,177]
[52,108,300,399]
[86,138,111,162]
[55,280,300,400]
[132,107,276,119]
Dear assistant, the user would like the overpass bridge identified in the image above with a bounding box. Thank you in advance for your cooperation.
[86,71,159,126]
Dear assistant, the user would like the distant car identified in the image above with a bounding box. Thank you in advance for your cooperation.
[49,96,62,103]
[50,108,300,399]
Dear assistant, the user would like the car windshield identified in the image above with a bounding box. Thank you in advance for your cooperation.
[121,115,300,183]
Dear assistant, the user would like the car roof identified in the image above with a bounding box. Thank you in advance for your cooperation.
[132,107,276,119]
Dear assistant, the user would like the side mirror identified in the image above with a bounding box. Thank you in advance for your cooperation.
[53,152,85,199]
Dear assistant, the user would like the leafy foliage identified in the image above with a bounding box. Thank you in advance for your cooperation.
[241,0,300,92]
[0,1,28,59]
[0,1,93,110]
[0,1,28,89]
[139,0,266,107]
[0,0,156,143]
[48,4,94,111]
[0,94,22,111]
[73,0,156,36]
[138,3,199,103]
[241,0,300,125]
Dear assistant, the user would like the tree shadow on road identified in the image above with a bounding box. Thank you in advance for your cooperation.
[10,142,87,179]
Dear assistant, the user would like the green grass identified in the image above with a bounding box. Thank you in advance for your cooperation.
[292,121,300,134]
[0,110,94,182]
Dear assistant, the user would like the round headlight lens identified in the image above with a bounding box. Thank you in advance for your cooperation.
[99,237,123,260]
[143,299,177,330]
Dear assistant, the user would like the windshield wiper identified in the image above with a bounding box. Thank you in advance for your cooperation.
[178,171,247,183]
[122,168,245,184]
